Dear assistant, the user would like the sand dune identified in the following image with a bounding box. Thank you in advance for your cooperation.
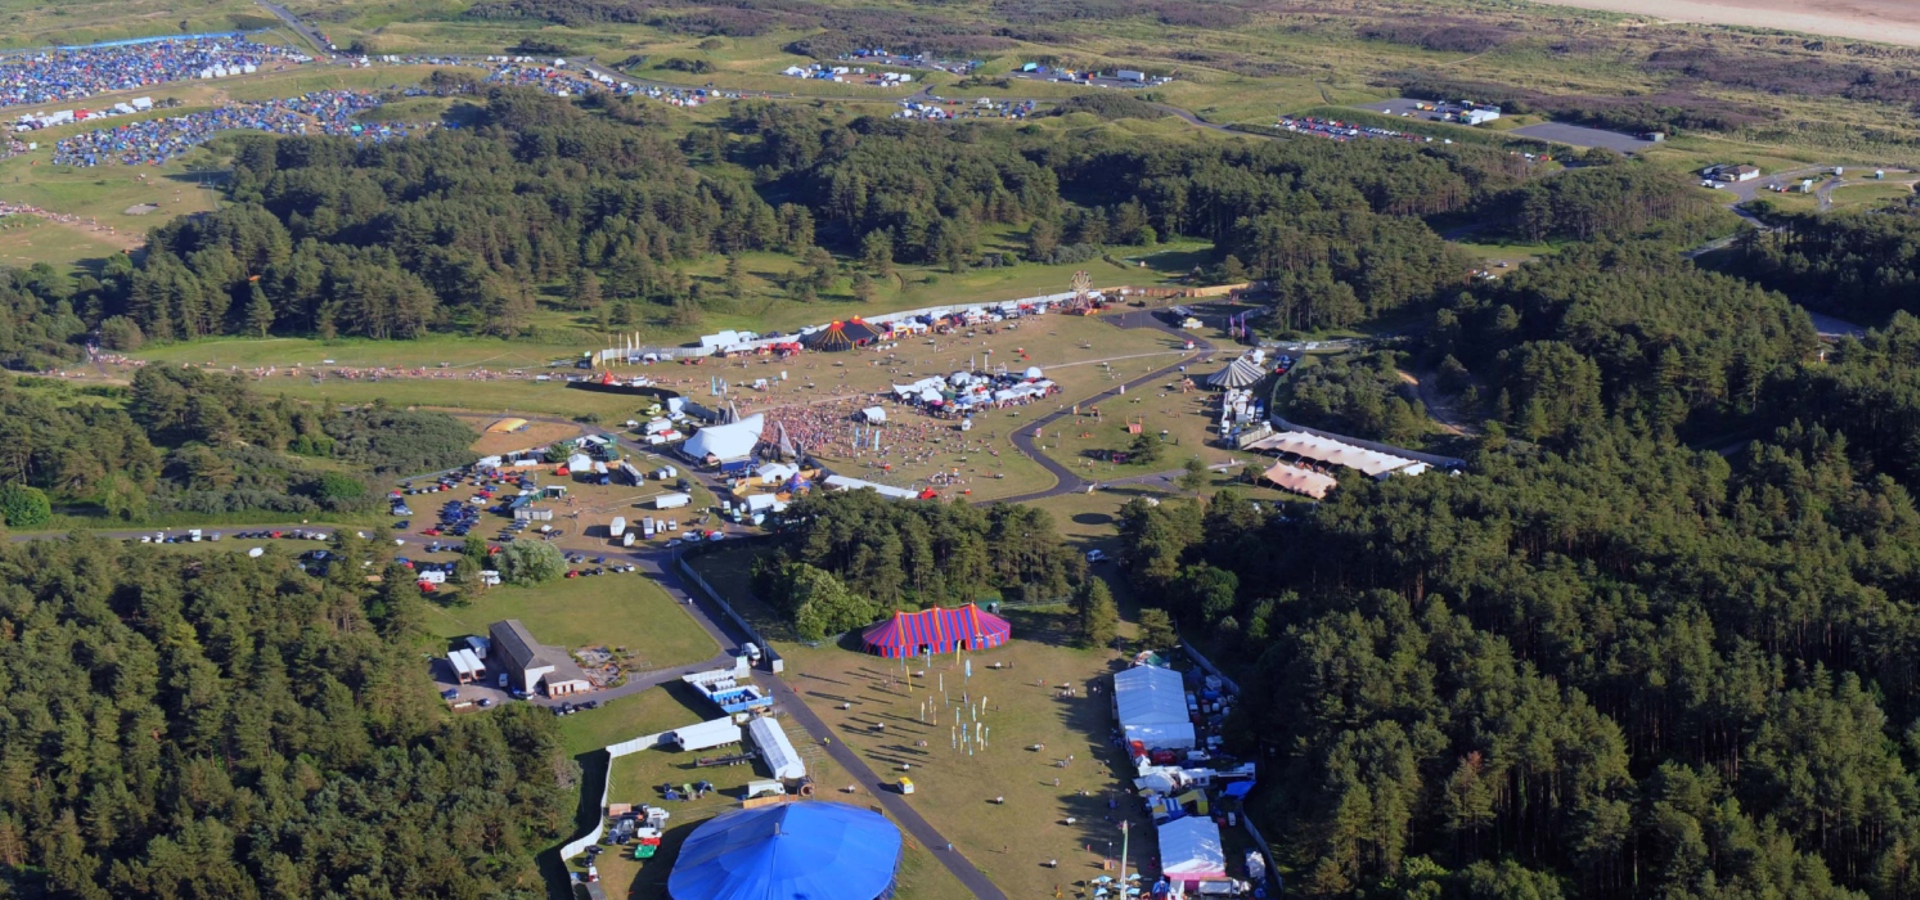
[1541,0,1920,47]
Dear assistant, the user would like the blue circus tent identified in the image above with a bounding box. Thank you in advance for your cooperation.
[668,803,902,900]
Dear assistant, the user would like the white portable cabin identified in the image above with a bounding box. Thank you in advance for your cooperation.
[668,717,744,752]
[748,716,806,780]
[610,517,627,538]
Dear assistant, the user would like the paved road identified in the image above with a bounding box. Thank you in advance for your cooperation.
[1001,310,1219,503]
[252,0,335,57]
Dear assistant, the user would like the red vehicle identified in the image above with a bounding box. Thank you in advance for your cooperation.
[422,528,441,536]
[418,581,437,593]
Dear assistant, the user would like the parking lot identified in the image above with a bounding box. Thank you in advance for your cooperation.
[1356,98,1660,154]
[1511,122,1659,154]
[1357,97,1440,117]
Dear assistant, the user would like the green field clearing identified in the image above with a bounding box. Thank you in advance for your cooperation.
[0,0,278,49]
[424,573,720,675]
[775,614,1139,899]
[0,215,132,268]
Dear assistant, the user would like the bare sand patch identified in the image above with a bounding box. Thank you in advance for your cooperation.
[1541,0,1920,47]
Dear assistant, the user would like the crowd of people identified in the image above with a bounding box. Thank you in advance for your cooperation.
[0,34,305,108]
[54,90,411,166]
[759,394,1006,480]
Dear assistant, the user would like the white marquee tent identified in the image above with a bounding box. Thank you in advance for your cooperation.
[1159,816,1228,887]
[1262,462,1339,500]
[682,414,764,465]
[1245,431,1423,478]
[747,716,806,780]
[1115,665,1190,750]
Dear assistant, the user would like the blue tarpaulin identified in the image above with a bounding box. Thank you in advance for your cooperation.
[1223,781,1256,799]
[668,803,902,900]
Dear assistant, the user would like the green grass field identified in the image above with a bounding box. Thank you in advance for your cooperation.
[424,573,720,675]
[0,0,278,49]
[775,615,1140,899]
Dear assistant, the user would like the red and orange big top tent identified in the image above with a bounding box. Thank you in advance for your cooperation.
[860,603,1011,658]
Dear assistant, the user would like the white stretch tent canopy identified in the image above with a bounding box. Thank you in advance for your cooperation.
[683,414,764,463]
[1125,721,1197,751]
[1245,431,1421,478]
[822,474,920,500]
[1159,816,1229,886]
[860,406,887,423]
[1262,462,1338,500]
[1115,665,1189,737]
[748,716,806,780]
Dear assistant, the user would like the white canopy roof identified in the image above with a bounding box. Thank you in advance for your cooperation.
[1114,665,1188,730]
[1159,816,1228,881]
[861,406,887,423]
[747,716,806,780]
[683,414,764,463]
[1125,721,1196,750]
[757,462,799,482]
[822,475,919,500]
[1246,431,1419,477]
[1263,462,1338,500]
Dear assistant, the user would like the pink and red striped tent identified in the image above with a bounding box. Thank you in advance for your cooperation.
[861,604,1011,658]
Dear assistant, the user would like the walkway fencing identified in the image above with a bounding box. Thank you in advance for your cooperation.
[557,729,669,861]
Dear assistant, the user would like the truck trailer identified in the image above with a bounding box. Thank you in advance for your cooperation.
[609,517,627,538]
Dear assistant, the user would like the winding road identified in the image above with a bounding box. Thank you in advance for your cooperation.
[1003,310,1218,502]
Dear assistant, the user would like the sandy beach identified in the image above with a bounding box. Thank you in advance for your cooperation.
[1542,0,1920,47]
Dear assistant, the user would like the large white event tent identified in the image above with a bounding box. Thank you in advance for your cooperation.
[1262,462,1339,500]
[682,414,764,470]
[1115,665,1195,750]
[1245,431,1426,478]
[1158,816,1229,889]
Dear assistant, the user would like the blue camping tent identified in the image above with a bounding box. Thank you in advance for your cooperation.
[668,803,902,900]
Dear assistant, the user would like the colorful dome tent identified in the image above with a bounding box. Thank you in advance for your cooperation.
[804,322,855,352]
[667,803,902,900]
[841,317,882,345]
[861,603,1011,657]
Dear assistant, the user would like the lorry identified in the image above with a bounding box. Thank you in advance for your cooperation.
[609,517,627,538]
[643,517,657,539]
[656,492,691,510]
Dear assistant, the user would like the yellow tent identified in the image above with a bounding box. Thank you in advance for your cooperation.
[486,417,530,433]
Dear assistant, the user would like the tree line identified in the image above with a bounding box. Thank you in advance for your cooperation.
[0,369,470,525]
[0,537,571,898]
[754,488,1084,640]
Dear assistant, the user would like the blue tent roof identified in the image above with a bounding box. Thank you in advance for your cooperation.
[668,803,902,900]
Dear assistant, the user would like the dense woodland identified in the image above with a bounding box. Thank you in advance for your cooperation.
[1279,349,1431,445]
[1735,208,1920,327]
[0,369,469,524]
[0,88,1554,358]
[755,488,1083,639]
[0,537,571,898]
[1426,241,1818,441]
[11,52,1920,899]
